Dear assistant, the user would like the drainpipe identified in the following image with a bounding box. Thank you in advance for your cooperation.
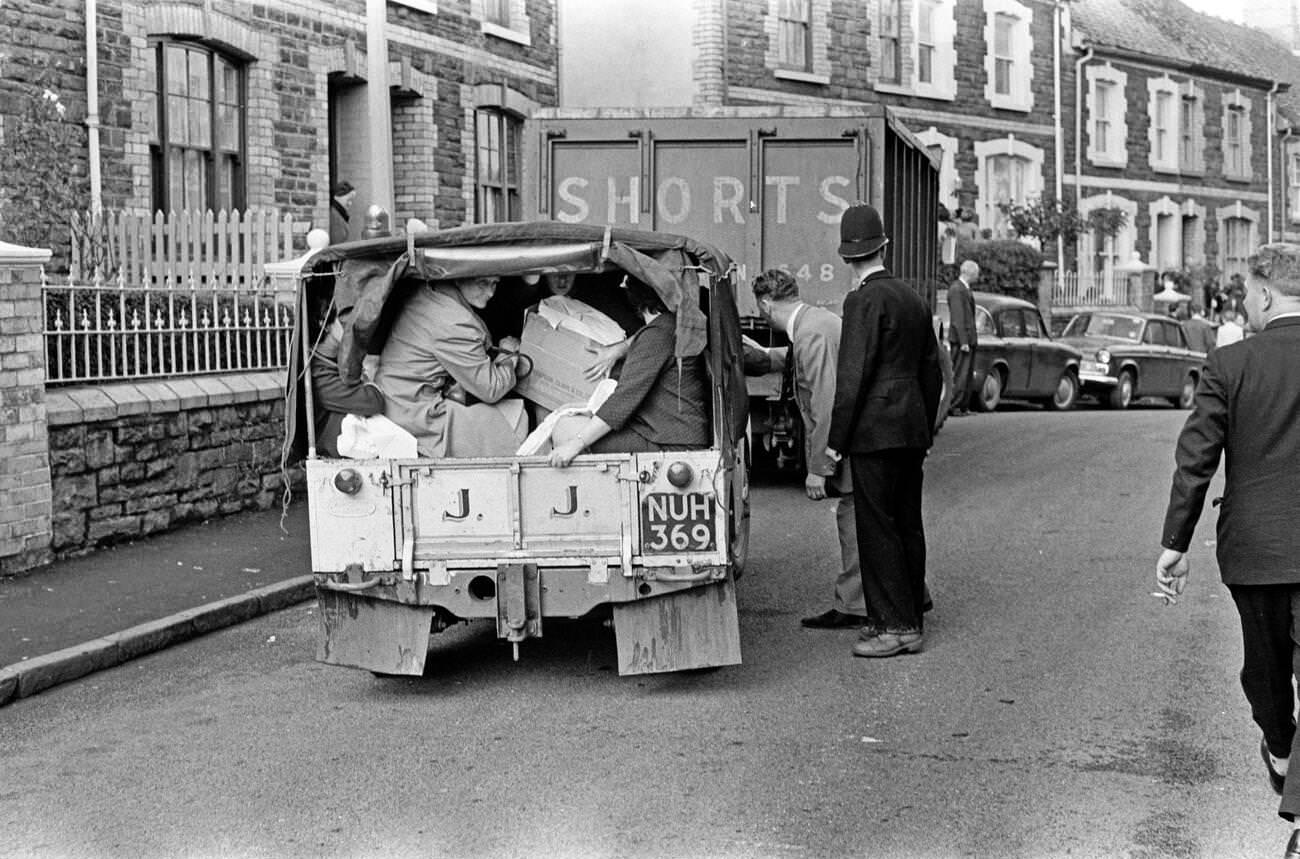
[1053,0,1066,275]
[1073,42,1094,220]
[1268,80,1281,243]
[1282,124,1299,238]
[365,0,394,215]
[85,0,102,216]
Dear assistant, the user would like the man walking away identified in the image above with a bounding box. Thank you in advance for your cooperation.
[751,268,864,629]
[827,204,942,658]
[1182,303,1217,356]
[1153,243,1300,857]
[947,260,979,415]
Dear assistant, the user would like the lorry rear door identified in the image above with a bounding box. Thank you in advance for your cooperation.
[529,115,870,317]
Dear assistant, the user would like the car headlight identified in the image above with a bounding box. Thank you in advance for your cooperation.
[1096,348,1111,364]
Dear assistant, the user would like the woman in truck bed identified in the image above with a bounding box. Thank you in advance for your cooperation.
[548,277,709,466]
[374,275,528,458]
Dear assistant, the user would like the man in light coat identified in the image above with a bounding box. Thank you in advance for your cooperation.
[751,268,864,628]
[1155,243,1300,857]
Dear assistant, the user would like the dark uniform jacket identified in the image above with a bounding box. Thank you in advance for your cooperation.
[1161,315,1300,584]
[311,333,385,457]
[827,270,942,454]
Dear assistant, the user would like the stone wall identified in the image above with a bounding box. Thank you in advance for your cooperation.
[44,373,295,558]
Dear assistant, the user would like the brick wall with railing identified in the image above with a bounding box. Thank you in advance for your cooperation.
[0,244,303,575]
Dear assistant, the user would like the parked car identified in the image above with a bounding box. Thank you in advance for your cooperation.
[1059,311,1205,409]
[936,292,1083,412]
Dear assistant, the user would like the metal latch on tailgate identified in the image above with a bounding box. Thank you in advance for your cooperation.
[497,563,541,661]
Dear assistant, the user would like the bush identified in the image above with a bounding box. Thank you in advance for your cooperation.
[939,239,1044,303]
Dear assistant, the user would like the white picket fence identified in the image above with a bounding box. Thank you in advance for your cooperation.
[68,208,299,289]
[1053,270,1133,307]
[48,209,304,384]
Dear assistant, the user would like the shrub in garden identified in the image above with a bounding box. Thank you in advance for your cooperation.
[939,239,1044,303]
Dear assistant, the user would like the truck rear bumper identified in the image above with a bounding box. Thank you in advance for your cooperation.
[313,564,738,676]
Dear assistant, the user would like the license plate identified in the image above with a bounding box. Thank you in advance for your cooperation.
[640,492,717,553]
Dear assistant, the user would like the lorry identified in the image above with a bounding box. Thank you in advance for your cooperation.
[521,105,944,465]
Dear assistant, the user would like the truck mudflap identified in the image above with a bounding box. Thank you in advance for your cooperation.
[613,573,741,675]
[316,587,434,676]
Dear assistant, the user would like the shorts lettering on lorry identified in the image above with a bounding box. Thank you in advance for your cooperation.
[554,174,852,226]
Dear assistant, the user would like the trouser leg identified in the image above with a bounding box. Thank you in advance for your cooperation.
[949,346,972,409]
[833,494,866,615]
[849,451,925,634]
[1228,585,1300,818]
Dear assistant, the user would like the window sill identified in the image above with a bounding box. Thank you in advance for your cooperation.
[1223,173,1254,184]
[394,0,437,13]
[873,81,911,95]
[987,97,1032,114]
[913,84,956,102]
[482,20,531,46]
[1087,154,1128,169]
[774,69,830,86]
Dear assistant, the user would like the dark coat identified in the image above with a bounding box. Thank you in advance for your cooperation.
[311,333,385,457]
[828,269,942,454]
[946,277,978,348]
[1161,315,1300,584]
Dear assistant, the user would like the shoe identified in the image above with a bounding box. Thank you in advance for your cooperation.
[801,609,868,629]
[1263,737,1287,796]
[1284,828,1300,859]
[852,631,924,658]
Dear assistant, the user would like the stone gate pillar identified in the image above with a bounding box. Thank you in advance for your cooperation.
[0,240,53,574]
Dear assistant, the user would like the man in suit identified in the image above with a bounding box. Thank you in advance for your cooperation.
[751,268,865,628]
[947,260,980,415]
[827,204,943,658]
[1154,243,1300,857]
[1181,302,1217,356]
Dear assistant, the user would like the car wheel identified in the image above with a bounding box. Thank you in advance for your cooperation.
[1107,370,1135,409]
[1047,371,1078,411]
[974,368,1003,412]
[1169,374,1196,409]
[934,338,954,434]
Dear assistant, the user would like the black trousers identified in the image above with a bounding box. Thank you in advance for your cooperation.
[1228,584,1300,820]
[949,343,974,410]
[849,449,928,634]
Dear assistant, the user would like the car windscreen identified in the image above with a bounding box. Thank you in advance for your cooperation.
[1082,314,1143,341]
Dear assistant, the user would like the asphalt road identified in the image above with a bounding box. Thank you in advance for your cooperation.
[0,404,1285,858]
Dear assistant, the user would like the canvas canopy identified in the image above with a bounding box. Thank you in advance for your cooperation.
[283,221,748,467]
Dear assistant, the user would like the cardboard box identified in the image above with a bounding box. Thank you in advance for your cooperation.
[514,311,606,411]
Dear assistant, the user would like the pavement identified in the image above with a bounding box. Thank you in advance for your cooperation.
[0,502,315,707]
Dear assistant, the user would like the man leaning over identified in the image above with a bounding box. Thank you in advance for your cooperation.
[751,268,865,629]
[1153,243,1300,858]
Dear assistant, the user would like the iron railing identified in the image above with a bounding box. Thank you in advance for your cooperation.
[43,270,296,385]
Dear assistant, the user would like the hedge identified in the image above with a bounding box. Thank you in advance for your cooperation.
[940,239,1044,303]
